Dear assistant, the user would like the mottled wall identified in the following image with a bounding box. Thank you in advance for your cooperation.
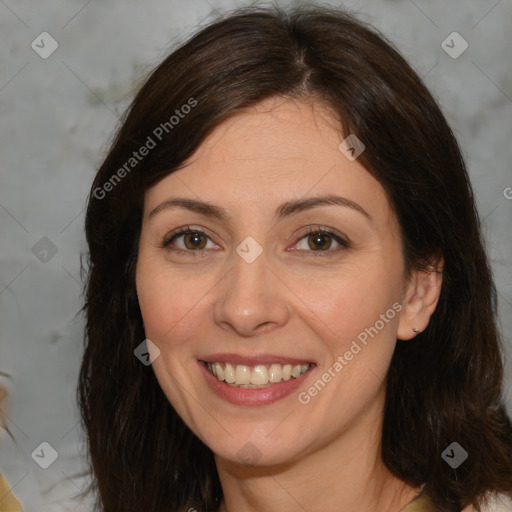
[1,0,511,510]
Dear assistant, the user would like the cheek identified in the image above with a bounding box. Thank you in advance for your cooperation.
[306,264,401,348]
[135,256,207,345]
[299,272,401,428]
[135,256,208,423]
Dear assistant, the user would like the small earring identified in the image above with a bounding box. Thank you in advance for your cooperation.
[412,327,420,333]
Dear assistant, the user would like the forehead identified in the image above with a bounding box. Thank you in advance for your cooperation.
[144,96,393,226]
[183,97,345,179]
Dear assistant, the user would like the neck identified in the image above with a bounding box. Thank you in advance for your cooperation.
[215,388,421,512]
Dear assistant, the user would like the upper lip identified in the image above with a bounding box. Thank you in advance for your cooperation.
[199,353,315,366]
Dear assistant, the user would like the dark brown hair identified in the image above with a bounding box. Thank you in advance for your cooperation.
[78,4,512,512]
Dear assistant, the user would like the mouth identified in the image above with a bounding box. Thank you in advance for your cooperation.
[205,361,311,388]
[198,355,316,406]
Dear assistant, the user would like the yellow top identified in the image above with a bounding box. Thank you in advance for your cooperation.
[402,492,512,512]
[0,474,23,512]
[401,494,440,512]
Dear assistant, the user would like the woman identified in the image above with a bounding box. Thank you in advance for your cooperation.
[78,5,512,511]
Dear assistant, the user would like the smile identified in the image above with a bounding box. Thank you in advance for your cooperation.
[206,362,311,388]
[199,356,316,406]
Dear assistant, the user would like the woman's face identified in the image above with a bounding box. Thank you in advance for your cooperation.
[136,96,411,467]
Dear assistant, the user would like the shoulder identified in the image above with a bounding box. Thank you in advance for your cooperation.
[0,473,24,511]
[463,493,512,512]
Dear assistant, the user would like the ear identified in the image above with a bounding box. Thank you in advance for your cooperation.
[397,258,444,340]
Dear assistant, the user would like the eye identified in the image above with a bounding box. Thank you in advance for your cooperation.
[161,226,218,254]
[291,226,349,255]
[160,225,349,257]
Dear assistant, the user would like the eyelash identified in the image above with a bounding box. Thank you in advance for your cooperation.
[160,225,350,257]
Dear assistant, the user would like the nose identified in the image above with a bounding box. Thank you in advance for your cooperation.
[212,248,291,337]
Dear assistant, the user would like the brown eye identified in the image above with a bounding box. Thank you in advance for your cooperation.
[162,227,217,253]
[182,231,207,250]
[307,232,333,251]
[293,227,349,255]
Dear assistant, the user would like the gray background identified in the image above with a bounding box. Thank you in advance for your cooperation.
[0,0,511,510]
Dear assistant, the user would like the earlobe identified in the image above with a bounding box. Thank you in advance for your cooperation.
[397,260,443,341]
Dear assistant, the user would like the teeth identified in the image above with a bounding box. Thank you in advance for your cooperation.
[268,363,282,383]
[224,362,235,383]
[235,365,251,385]
[282,364,292,380]
[214,362,224,381]
[251,365,269,385]
[292,365,302,378]
[206,362,310,387]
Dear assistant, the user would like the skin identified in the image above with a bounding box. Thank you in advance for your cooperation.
[135,96,446,512]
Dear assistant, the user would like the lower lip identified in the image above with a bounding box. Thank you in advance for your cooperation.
[198,361,314,406]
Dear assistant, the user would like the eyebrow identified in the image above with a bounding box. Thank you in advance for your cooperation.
[148,195,372,223]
